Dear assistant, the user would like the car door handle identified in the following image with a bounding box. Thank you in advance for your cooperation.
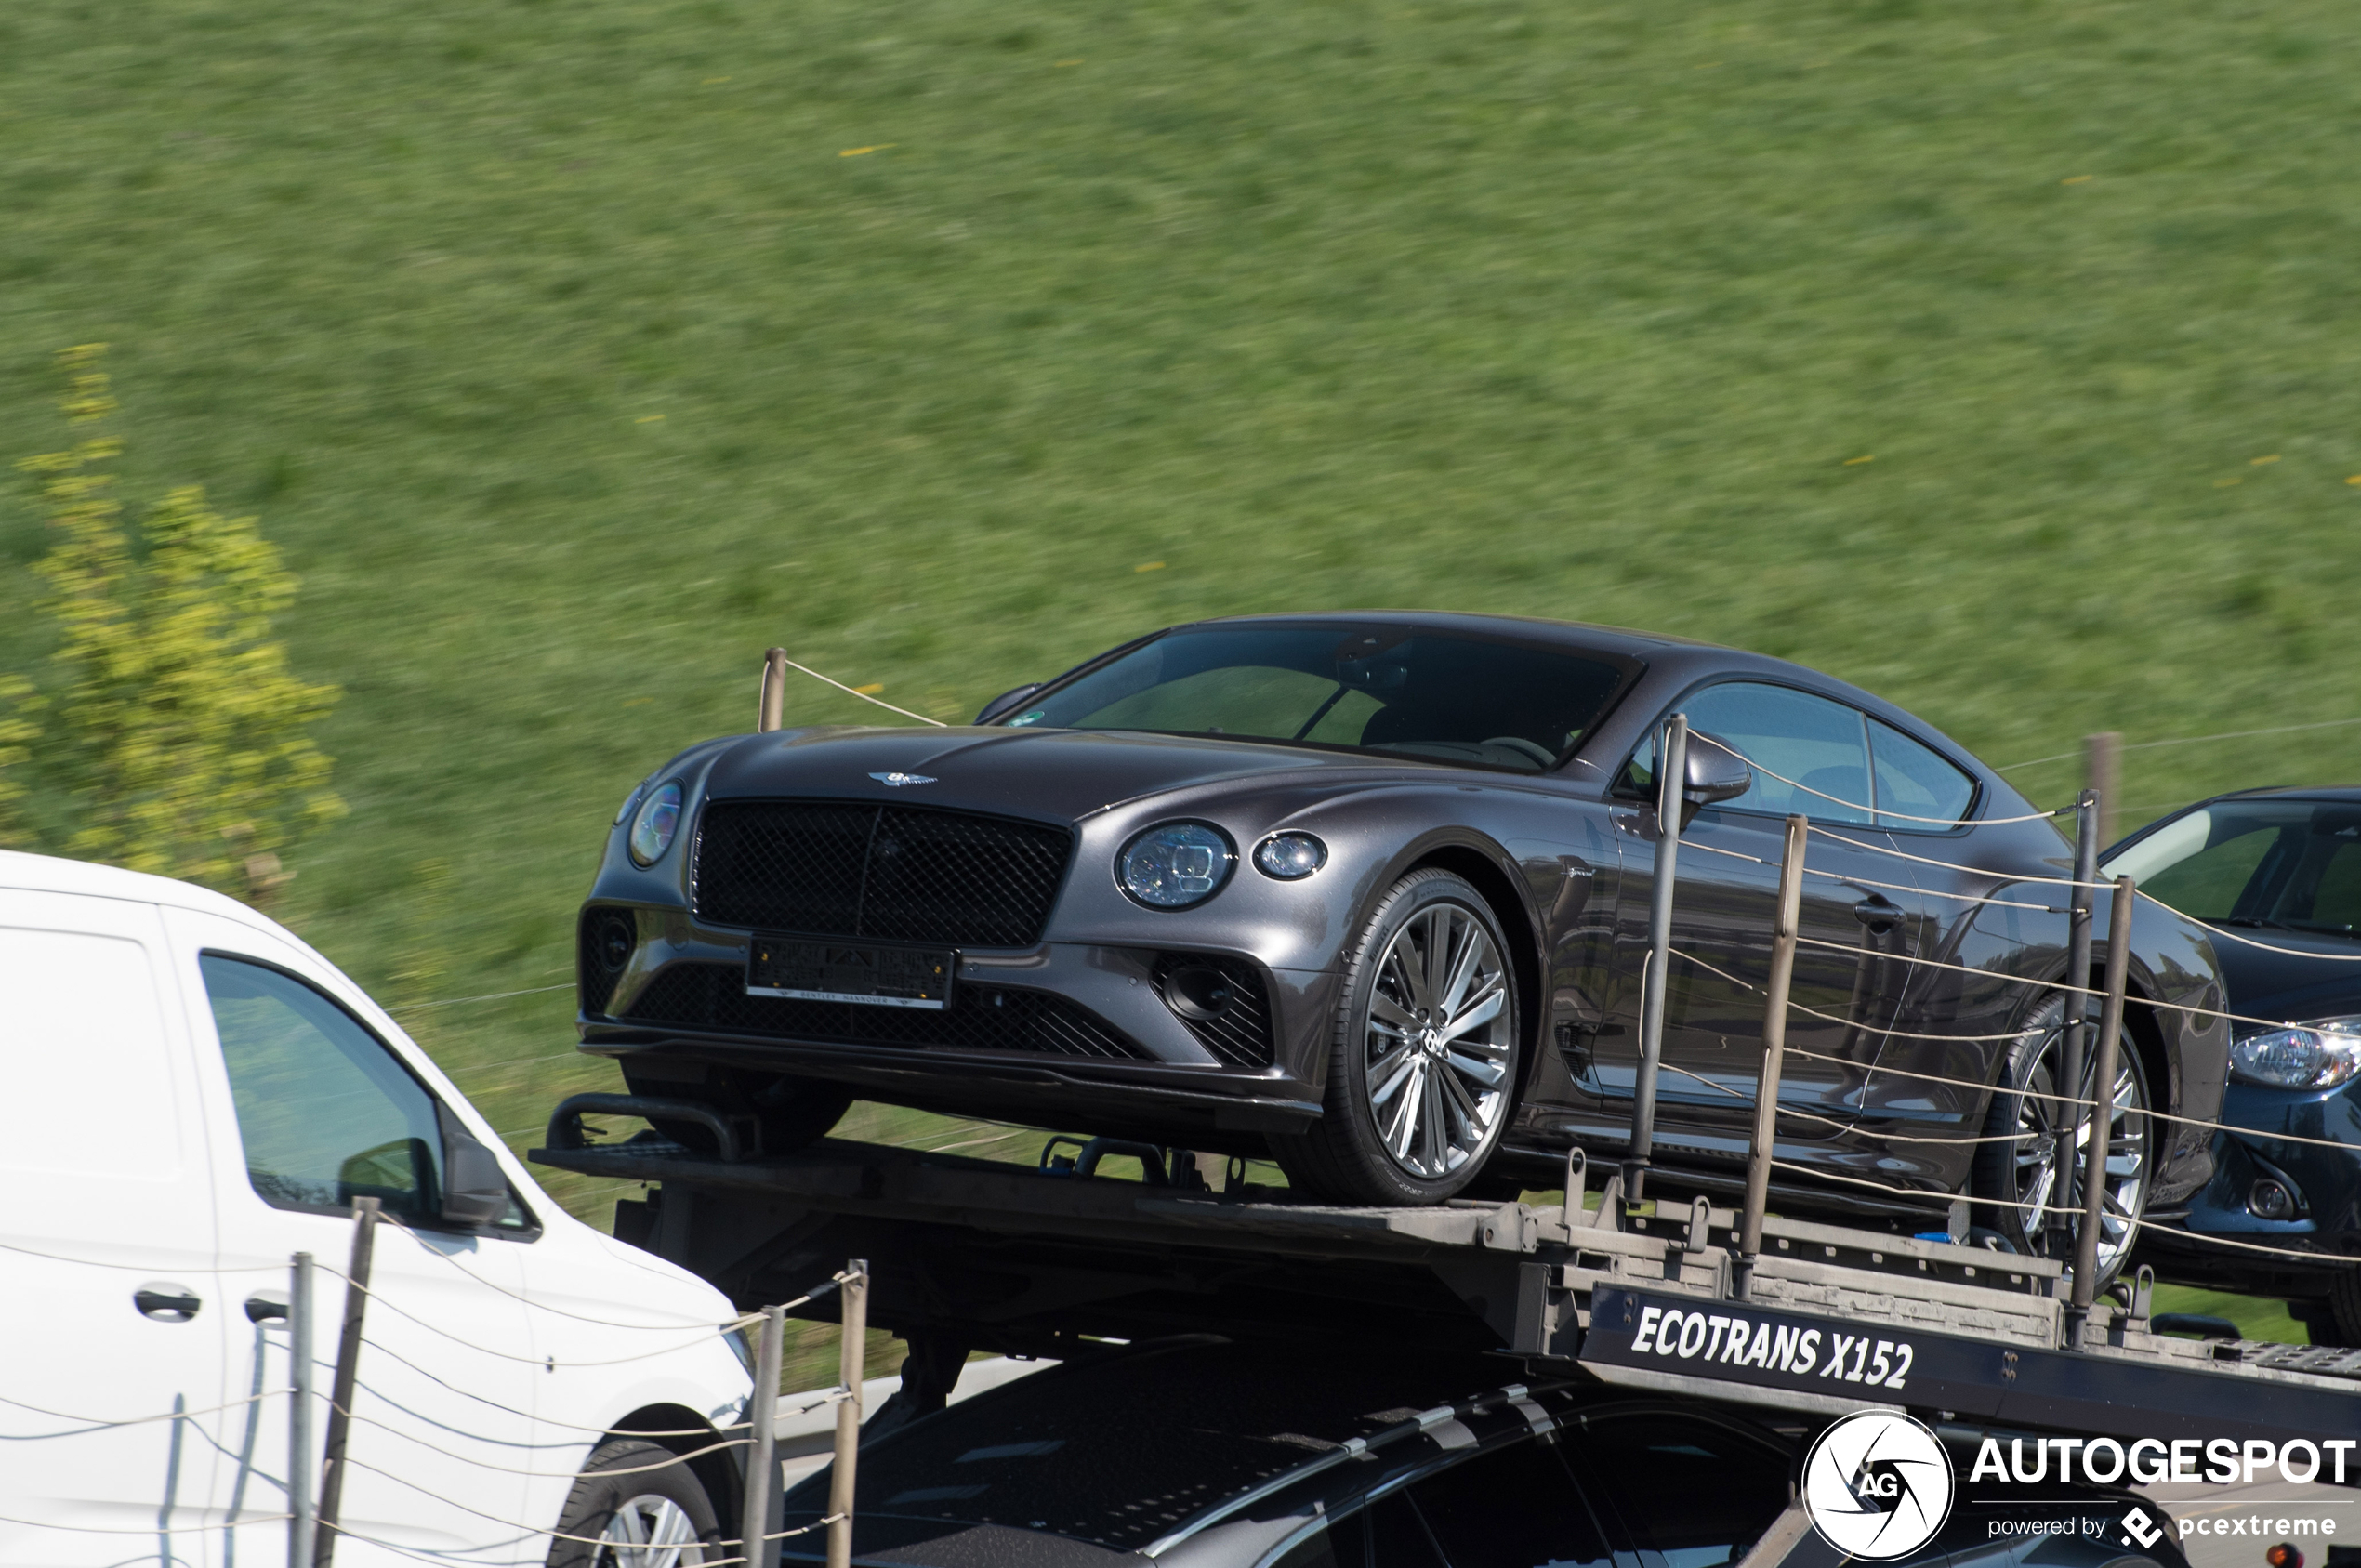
[135,1286,202,1323]
[1853,898,1905,932]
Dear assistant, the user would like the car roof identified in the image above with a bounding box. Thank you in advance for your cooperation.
[0,847,338,969]
[1185,609,1721,661]
[779,1337,1787,1564]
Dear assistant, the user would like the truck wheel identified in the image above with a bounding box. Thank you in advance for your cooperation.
[1970,996,2153,1284]
[547,1438,718,1568]
[1273,869,1520,1206]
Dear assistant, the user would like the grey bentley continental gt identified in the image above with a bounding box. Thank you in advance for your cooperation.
[576,613,2230,1248]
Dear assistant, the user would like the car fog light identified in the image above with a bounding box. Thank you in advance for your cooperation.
[2229,1020,2361,1089]
[1118,822,1235,909]
[1253,832,1327,880]
[628,781,684,867]
[2248,1179,2297,1221]
[595,914,637,975]
[1163,965,1237,1021]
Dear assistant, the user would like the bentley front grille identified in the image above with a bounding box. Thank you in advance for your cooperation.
[693,800,1073,948]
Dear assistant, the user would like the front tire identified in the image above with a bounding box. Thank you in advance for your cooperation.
[1273,870,1522,1206]
[547,1438,719,1568]
[1970,995,2153,1284]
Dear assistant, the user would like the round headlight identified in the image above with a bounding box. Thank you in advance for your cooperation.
[628,781,684,867]
[1254,833,1327,880]
[1118,822,1235,909]
[2231,1022,2361,1090]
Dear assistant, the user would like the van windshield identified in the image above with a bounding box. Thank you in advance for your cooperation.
[1006,624,1636,773]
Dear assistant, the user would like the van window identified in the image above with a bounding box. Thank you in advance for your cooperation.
[0,929,182,1179]
[201,955,444,1222]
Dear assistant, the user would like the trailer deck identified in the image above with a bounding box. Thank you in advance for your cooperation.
[532,1116,2361,1453]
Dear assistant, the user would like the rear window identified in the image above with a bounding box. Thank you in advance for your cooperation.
[780,1342,1506,1551]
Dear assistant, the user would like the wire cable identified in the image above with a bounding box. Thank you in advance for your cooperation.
[1996,715,2361,773]
[1679,836,2065,912]
[0,1385,291,1438]
[777,654,948,728]
[1733,755,2067,827]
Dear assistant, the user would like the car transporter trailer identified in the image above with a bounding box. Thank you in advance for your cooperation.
[532,757,2361,1470]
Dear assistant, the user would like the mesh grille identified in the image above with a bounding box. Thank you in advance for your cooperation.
[577,908,637,1017]
[1152,953,1277,1069]
[622,961,1150,1061]
[694,801,1072,948]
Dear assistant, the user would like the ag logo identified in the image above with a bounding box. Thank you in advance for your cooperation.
[1801,1410,1956,1561]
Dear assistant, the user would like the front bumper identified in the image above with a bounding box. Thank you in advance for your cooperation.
[577,903,1340,1143]
[2137,1080,2361,1296]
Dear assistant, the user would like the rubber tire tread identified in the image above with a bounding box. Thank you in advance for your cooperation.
[1970,995,2150,1279]
[1273,868,1520,1206]
[546,1437,719,1568]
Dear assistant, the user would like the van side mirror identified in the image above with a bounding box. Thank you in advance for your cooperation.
[973,683,1043,725]
[1680,731,1752,828]
[438,1105,509,1228]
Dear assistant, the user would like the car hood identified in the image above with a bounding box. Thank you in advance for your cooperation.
[700,725,1438,821]
[2210,927,2361,1027]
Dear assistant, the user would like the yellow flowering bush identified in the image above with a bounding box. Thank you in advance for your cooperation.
[8,345,342,901]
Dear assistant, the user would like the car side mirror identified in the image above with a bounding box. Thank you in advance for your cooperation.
[438,1105,509,1228]
[1680,730,1752,828]
[973,683,1043,725]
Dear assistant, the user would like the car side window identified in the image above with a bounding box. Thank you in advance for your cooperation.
[1399,1438,1618,1568]
[1869,718,1977,831]
[201,955,447,1224]
[1570,1414,1791,1568]
[1624,683,1874,827]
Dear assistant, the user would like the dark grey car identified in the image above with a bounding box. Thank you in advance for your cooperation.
[577,613,2228,1247]
[772,1338,2187,1568]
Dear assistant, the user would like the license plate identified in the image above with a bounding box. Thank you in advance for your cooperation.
[746,938,955,1010]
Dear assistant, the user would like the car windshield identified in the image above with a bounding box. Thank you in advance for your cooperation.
[1004,624,1636,773]
[2106,798,2361,934]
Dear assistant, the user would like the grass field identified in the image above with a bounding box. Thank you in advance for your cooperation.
[7,0,2357,1349]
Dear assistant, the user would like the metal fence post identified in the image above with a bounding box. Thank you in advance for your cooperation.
[313,1198,378,1568]
[2084,732,2120,850]
[740,1304,785,1568]
[759,648,788,733]
[288,1252,314,1568]
[1735,815,1808,1298]
[2070,876,2135,1343]
[826,1261,869,1568]
[2051,790,2100,1261]
[1627,713,1689,1206]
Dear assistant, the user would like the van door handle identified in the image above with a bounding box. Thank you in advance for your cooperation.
[135,1286,202,1323]
[1853,898,1904,932]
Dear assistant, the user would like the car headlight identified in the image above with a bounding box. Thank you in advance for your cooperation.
[1254,832,1327,880]
[1118,822,1236,909]
[2230,1019,2361,1090]
[628,781,685,867]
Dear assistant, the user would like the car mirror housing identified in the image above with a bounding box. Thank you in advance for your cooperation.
[1681,730,1752,827]
[438,1108,510,1228]
[975,683,1043,725]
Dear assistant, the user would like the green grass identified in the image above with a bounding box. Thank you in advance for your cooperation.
[5,0,2357,1342]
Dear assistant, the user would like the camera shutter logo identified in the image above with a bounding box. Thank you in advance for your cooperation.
[1801,1411,1956,1561]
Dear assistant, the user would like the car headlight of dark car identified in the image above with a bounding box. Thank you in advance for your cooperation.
[1118,822,1236,909]
[628,780,685,867]
[1253,832,1327,880]
[2230,1018,2361,1090]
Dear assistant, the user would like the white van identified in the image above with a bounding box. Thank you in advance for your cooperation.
[0,850,755,1566]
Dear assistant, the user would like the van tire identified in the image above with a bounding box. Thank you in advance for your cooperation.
[547,1438,719,1568]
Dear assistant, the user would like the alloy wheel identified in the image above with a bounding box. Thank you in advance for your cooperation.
[2000,1025,2151,1277]
[1363,901,1512,1179]
[592,1494,706,1568]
